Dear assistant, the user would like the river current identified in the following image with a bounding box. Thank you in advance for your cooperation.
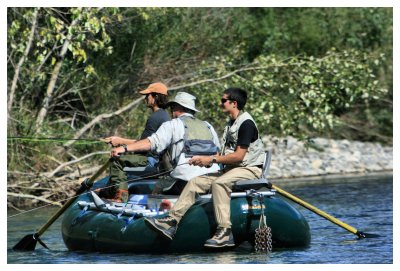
[7,176,393,264]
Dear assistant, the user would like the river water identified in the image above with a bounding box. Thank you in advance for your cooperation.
[7,176,393,264]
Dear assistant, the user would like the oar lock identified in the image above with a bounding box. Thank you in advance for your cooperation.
[81,178,93,189]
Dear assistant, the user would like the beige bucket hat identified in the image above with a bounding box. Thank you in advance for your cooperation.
[167,92,200,112]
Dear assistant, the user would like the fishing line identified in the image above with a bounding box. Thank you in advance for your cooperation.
[7,136,103,145]
[7,162,190,219]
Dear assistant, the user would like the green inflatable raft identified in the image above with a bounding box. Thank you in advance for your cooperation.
[61,176,311,253]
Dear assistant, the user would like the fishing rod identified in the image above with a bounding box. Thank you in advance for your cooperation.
[7,136,103,142]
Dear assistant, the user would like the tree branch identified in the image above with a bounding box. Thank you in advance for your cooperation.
[34,16,80,134]
[8,8,39,118]
[7,192,62,207]
[63,61,289,148]
[63,96,144,148]
[47,151,108,177]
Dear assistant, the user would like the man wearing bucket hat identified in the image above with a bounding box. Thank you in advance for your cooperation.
[110,91,221,194]
[145,87,265,248]
[100,82,170,202]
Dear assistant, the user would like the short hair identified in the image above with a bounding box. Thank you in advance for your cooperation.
[223,87,247,110]
[151,93,168,109]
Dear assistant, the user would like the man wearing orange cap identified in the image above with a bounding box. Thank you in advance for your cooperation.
[101,82,170,202]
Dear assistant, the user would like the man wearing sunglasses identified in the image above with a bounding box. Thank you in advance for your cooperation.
[145,87,265,248]
[100,82,170,202]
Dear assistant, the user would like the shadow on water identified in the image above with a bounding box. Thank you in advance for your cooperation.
[7,176,392,264]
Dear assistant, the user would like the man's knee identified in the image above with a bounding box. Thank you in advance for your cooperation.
[212,178,226,188]
[186,178,202,189]
[211,177,235,191]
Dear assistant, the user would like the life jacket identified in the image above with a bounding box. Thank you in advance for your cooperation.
[221,111,265,169]
[181,115,219,157]
[158,115,219,172]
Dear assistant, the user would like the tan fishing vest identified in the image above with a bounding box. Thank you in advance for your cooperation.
[221,112,265,168]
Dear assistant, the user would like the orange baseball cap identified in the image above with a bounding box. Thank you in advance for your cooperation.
[139,82,168,95]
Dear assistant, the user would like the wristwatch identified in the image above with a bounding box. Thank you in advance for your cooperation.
[122,144,128,153]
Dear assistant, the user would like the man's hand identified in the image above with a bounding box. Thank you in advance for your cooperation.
[101,136,136,147]
[189,155,213,167]
[111,146,124,157]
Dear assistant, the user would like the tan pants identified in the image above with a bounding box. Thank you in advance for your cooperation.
[169,166,262,228]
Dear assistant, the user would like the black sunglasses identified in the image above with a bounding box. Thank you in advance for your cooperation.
[221,98,229,104]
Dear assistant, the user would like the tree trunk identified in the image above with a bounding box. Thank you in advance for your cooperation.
[34,18,79,134]
[8,8,39,119]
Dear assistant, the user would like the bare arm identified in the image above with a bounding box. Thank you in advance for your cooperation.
[101,136,137,147]
[111,138,151,157]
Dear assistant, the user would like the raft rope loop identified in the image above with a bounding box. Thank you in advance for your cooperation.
[254,193,273,253]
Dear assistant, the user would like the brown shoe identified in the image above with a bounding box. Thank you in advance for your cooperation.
[204,227,235,248]
[144,216,177,240]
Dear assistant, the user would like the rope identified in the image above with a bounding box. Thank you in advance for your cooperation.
[7,162,189,219]
[7,136,103,145]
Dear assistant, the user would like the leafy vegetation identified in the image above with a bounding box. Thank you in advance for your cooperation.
[7,7,392,177]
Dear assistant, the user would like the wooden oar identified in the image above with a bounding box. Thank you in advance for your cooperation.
[13,160,111,251]
[272,184,379,238]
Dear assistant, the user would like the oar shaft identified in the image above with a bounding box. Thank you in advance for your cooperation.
[272,184,358,235]
[36,160,111,236]
[36,197,76,236]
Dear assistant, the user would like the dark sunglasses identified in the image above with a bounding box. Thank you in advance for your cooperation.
[221,98,230,104]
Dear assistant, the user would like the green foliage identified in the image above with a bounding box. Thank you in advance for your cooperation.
[7,7,392,174]
[178,49,388,140]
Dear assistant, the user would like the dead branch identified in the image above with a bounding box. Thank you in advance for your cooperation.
[54,165,104,181]
[7,171,39,177]
[63,96,145,148]
[7,184,54,191]
[47,151,108,178]
[7,202,24,212]
[168,64,286,91]
[7,192,62,207]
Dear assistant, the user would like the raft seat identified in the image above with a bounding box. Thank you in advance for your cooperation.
[232,149,272,192]
[232,178,270,192]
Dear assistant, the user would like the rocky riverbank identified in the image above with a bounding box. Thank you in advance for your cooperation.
[262,136,393,180]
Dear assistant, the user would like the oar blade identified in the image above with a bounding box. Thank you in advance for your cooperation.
[12,234,37,251]
[12,160,110,251]
[357,231,381,238]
